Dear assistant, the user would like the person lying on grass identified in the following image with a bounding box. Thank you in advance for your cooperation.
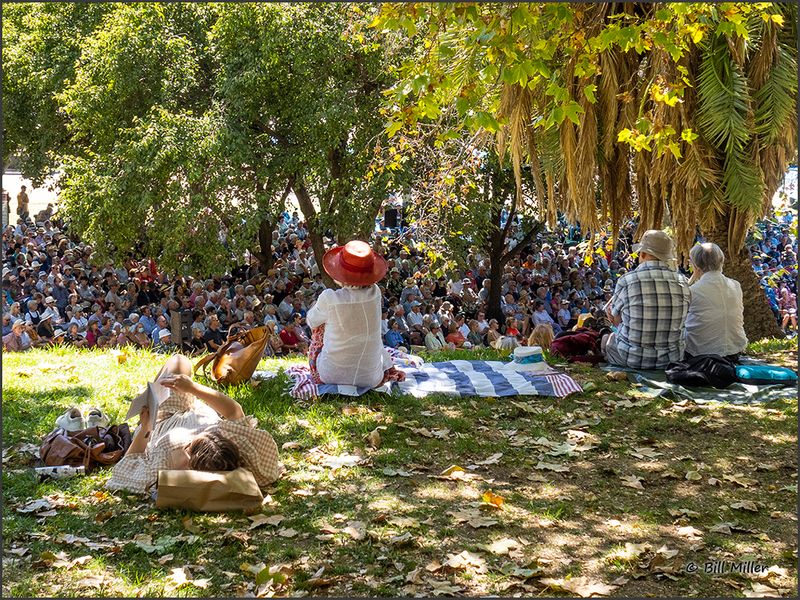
[106,354,282,494]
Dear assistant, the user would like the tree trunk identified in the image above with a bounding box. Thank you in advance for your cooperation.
[486,247,505,323]
[293,178,336,289]
[707,211,784,342]
[255,217,274,275]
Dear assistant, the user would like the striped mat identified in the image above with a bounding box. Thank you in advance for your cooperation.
[280,353,583,401]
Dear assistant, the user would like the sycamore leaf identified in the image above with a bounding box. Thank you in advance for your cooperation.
[730,501,759,512]
[444,550,487,574]
[535,461,570,472]
[248,514,285,530]
[620,474,644,489]
[343,521,366,540]
[485,538,521,556]
[541,576,619,597]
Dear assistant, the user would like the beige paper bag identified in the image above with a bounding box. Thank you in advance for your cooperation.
[155,467,263,512]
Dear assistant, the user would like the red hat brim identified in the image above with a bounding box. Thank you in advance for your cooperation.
[323,245,387,286]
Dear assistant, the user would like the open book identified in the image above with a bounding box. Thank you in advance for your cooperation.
[125,380,171,431]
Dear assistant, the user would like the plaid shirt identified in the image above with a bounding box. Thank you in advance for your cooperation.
[107,392,282,494]
[606,261,690,369]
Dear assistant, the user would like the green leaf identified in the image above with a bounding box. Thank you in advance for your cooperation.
[583,83,596,103]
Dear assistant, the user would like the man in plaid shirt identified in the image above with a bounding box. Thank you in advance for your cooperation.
[603,230,690,369]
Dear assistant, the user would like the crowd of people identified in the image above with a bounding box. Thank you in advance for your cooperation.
[1,196,796,359]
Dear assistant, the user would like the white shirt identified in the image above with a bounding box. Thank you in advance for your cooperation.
[684,271,747,357]
[306,285,391,388]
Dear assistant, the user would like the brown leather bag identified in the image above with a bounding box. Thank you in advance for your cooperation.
[193,325,269,385]
[40,424,132,473]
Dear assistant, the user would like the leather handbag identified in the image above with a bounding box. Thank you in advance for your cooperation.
[40,424,132,472]
[193,325,269,386]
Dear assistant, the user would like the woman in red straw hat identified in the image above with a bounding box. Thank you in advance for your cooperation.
[307,240,401,387]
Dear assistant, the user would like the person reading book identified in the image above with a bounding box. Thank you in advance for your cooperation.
[106,354,282,494]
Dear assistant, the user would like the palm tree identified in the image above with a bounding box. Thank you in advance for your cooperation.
[383,2,797,340]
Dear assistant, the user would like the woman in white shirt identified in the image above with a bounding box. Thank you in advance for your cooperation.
[684,242,747,361]
[306,241,393,388]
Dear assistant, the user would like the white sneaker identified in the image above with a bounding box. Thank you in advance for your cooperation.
[85,407,110,429]
[55,408,86,432]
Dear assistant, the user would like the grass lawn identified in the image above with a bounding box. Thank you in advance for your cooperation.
[2,340,797,598]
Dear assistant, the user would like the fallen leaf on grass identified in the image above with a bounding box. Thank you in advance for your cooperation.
[608,543,648,561]
[620,474,644,490]
[277,528,298,538]
[157,554,173,565]
[428,579,463,596]
[685,470,702,481]
[723,473,759,488]
[629,446,663,460]
[447,508,498,529]
[366,428,383,449]
[474,452,503,466]
[248,514,285,530]
[676,525,703,539]
[321,453,364,470]
[729,501,759,512]
[485,538,521,556]
[541,576,619,597]
[436,465,480,482]
[75,574,105,589]
[282,441,302,450]
[16,498,55,514]
[444,550,487,574]
[381,467,411,477]
[388,532,415,546]
[668,508,700,518]
[743,583,788,597]
[535,461,570,473]
[387,516,420,529]
[181,516,200,533]
[343,521,366,540]
[481,490,505,510]
[707,477,721,486]
[305,566,337,589]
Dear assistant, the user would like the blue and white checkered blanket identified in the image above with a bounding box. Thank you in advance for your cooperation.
[270,349,583,400]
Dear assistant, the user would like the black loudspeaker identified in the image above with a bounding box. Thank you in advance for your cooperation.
[384,208,398,229]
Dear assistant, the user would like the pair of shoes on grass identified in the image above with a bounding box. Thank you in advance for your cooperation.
[55,407,110,432]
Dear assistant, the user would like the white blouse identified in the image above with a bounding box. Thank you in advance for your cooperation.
[684,271,747,356]
[306,285,391,387]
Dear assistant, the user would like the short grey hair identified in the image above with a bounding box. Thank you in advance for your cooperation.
[689,242,725,272]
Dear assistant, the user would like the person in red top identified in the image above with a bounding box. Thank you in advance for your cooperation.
[444,323,465,348]
[279,321,307,354]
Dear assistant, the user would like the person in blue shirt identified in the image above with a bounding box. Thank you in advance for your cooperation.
[384,318,405,349]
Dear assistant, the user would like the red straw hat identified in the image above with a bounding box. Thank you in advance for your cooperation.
[323,241,387,286]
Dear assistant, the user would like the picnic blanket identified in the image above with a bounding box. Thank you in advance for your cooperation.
[255,348,583,400]
[601,358,796,405]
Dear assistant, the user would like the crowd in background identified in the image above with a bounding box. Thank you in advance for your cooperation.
[2,197,797,354]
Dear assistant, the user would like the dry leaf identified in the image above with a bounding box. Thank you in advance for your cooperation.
[707,477,721,486]
[157,554,174,565]
[535,461,570,473]
[685,470,702,481]
[474,453,503,466]
[620,475,644,490]
[389,532,414,546]
[343,521,366,540]
[676,525,703,539]
[541,576,619,597]
[730,501,759,512]
[723,473,758,488]
[444,550,487,574]
[248,514,285,530]
[367,428,382,449]
[481,490,505,510]
[168,567,190,589]
[282,441,302,450]
[381,467,411,477]
[429,579,463,596]
[485,538,521,556]
[277,528,298,538]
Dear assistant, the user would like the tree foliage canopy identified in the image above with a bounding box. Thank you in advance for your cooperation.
[3,3,396,276]
[372,2,797,256]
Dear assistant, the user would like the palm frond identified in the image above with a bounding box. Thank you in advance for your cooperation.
[696,35,753,154]
[753,41,797,144]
